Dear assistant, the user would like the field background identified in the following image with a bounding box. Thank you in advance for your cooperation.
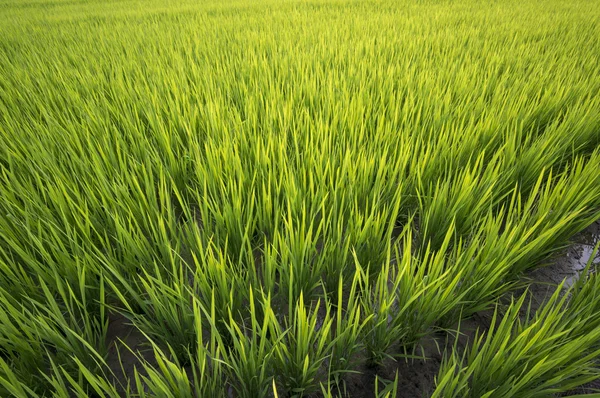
[1,0,600,396]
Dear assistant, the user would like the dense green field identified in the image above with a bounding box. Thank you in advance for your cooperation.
[1,0,600,396]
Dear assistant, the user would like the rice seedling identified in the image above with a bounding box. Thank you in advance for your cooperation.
[273,292,335,396]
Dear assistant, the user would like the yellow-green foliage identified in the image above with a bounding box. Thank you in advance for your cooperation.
[1,0,600,396]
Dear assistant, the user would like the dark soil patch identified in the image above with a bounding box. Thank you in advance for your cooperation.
[105,312,155,393]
